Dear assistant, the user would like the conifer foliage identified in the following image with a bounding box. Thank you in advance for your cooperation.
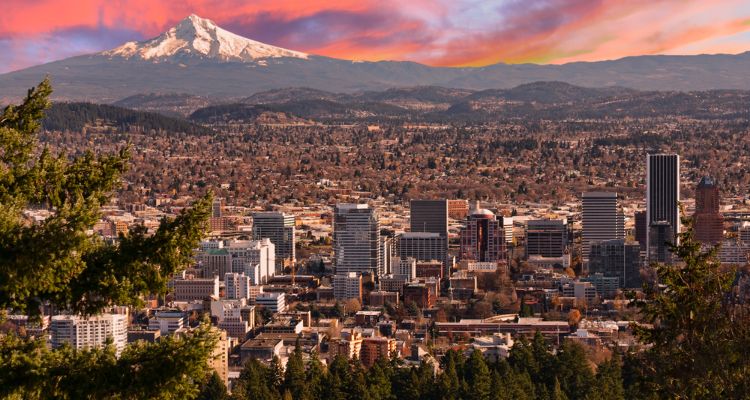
[0,80,217,399]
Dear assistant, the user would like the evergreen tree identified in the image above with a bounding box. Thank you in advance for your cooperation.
[306,351,326,399]
[589,352,625,400]
[554,340,594,400]
[197,372,229,400]
[323,355,350,400]
[367,358,394,400]
[284,342,309,400]
[0,80,217,399]
[629,221,750,398]
[551,378,569,400]
[435,352,461,400]
[233,359,279,400]
[464,350,491,400]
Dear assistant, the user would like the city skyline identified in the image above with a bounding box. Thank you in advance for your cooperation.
[2,0,750,73]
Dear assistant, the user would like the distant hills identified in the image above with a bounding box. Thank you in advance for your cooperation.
[43,81,750,132]
[2,14,750,103]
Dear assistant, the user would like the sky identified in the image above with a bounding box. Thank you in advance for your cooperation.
[2,0,750,73]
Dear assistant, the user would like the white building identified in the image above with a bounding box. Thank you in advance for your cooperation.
[148,310,188,335]
[50,313,128,355]
[333,272,363,301]
[391,257,417,280]
[256,292,286,313]
[225,272,252,300]
[197,239,275,284]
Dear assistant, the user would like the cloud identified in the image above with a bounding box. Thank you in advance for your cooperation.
[1,0,749,73]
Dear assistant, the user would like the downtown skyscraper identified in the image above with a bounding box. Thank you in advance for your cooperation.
[333,204,382,276]
[581,192,625,261]
[646,154,680,260]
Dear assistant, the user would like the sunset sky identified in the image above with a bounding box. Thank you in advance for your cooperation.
[2,0,750,73]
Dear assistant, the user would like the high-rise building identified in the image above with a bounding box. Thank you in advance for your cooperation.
[649,221,674,264]
[334,204,382,276]
[199,239,275,284]
[410,199,449,237]
[634,211,647,251]
[50,313,128,355]
[333,272,363,301]
[693,176,723,245]
[647,154,680,258]
[460,207,505,262]
[588,239,642,289]
[224,272,252,300]
[252,212,296,271]
[526,219,567,258]
[397,232,448,268]
[410,199,449,270]
[581,192,624,261]
[227,239,275,284]
[212,198,224,218]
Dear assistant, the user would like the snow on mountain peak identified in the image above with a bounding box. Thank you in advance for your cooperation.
[105,14,308,62]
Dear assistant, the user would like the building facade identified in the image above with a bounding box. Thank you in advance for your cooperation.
[588,239,642,289]
[581,192,624,261]
[646,154,680,258]
[334,204,382,276]
[51,313,128,355]
[252,212,296,271]
[693,176,723,245]
[460,207,505,262]
[526,219,567,258]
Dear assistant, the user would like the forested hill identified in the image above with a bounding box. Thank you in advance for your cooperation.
[42,102,213,135]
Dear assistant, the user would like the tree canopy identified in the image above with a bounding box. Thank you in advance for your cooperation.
[0,79,217,399]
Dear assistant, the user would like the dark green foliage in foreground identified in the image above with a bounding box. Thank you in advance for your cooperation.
[43,102,213,134]
[230,336,622,400]
[625,223,750,399]
[0,80,216,399]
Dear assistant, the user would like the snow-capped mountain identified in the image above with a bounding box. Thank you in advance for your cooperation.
[2,13,750,103]
[105,14,308,62]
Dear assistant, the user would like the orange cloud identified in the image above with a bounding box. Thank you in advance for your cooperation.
[1,0,749,74]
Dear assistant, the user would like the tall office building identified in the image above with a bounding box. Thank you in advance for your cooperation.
[646,154,680,259]
[212,198,224,218]
[634,211,647,251]
[459,207,505,262]
[397,232,448,267]
[588,239,642,289]
[334,204,382,276]
[693,176,723,245]
[526,219,567,258]
[410,199,449,237]
[252,212,296,271]
[581,192,625,261]
[649,221,674,264]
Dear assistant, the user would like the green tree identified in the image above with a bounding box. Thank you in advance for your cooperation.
[554,340,594,400]
[197,371,229,400]
[464,350,491,400]
[284,342,309,400]
[0,80,217,399]
[629,222,750,399]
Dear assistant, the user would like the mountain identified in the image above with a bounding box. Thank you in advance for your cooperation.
[105,14,307,62]
[2,14,750,103]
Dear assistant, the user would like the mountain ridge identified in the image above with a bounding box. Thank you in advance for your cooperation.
[2,14,750,102]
